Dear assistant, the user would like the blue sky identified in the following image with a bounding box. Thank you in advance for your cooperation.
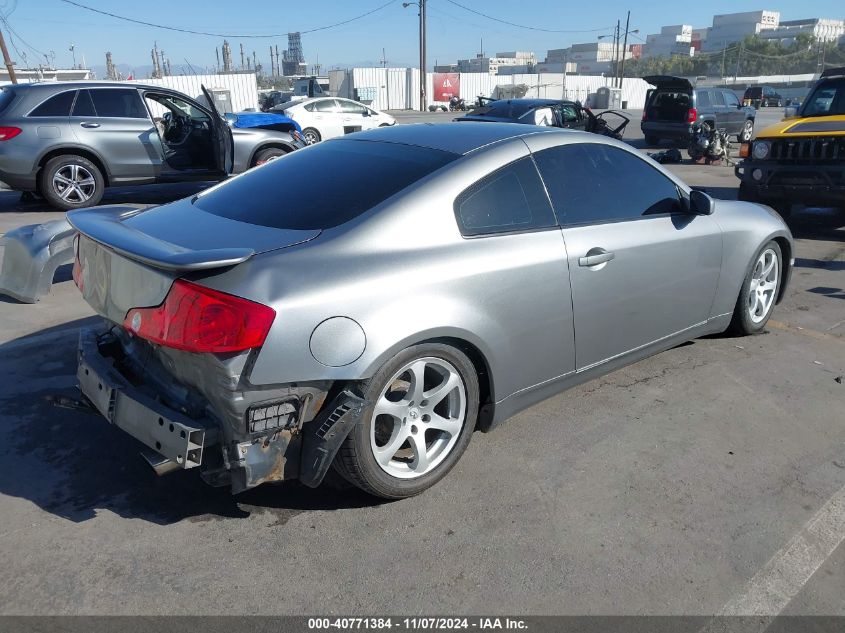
[4,0,844,74]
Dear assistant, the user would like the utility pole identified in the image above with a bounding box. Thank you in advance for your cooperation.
[405,1,426,111]
[240,43,245,70]
[618,10,630,88]
[0,27,17,83]
[721,42,727,82]
[269,45,274,76]
[734,40,742,83]
[612,20,620,87]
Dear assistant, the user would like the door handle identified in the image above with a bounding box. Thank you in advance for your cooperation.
[578,249,615,267]
[80,122,100,128]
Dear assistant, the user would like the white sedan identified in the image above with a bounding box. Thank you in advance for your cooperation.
[275,97,396,145]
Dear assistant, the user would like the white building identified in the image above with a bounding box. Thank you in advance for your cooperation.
[457,51,536,75]
[702,10,780,52]
[642,25,694,58]
[0,67,92,85]
[544,42,633,76]
[759,18,845,45]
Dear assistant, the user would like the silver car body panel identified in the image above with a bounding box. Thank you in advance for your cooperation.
[63,123,792,491]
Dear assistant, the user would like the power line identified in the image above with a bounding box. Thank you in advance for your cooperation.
[442,0,611,34]
[0,16,48,59]
[56,0,401,38]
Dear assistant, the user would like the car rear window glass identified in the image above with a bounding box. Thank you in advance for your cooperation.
[89,88,147,118]
[193,140,458,230]
[473,101,544,119]
[314,99,338,113]
[696,91,711,108]
[712,91,726,106]
[30,90,76,117]
[534,143,682,225]
[72,90,96,117]
[454,157,557,237]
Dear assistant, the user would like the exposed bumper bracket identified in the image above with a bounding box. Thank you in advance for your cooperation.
[299,390,366,488]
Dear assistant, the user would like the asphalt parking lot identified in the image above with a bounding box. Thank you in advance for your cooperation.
[0,109,843,617]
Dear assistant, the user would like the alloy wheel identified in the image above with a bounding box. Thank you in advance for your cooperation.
[52,164,96,203]
[747,248,778,324]
[369,357,466,479]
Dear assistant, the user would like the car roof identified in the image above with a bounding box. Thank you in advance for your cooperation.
[343,122,562,155]
[486,98,576,106]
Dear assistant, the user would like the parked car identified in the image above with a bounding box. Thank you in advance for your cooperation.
[68,124,792,499]
[736,67,845,219]
[641,76,756,145]
[457,98,631,138]
[0,82,306,210]
[743,85,783,108]
[272,97,395,144]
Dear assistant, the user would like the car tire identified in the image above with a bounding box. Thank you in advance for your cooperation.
[335,343,479,499]
[302,128,321,145]
[251,147,287,167]
[739,119,754,143]
[39,154,105,211]
[727,240,782,336]
[645,135,661,146]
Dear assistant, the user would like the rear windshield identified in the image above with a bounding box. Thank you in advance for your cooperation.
[193,140,458,230]
[744,87,762,98]
[0,88,16,114]
[472,101,545,119]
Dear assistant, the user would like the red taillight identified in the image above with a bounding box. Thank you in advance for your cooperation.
[0,126,21,141]
[687,107,698,123]
[123,280,276,353]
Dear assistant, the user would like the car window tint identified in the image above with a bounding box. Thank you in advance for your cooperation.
[534,143,681,225]
[696,91,711,108]
[712,91,726,106]
[454,157,557,237]
[30,90,76,117]
[303,102,315,112]
[71,89,96,117]
[560,104,578,122]
[89,88,147,118]
[194,140,458,230]
[339,100,367,114]
[723,91,740,107]
[314,99,338,113]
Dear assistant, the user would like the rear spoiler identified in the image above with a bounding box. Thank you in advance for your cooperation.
[67,206,254,272]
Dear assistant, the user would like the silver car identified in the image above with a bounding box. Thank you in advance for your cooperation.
[68,124,793,499]
[0,82,305,210]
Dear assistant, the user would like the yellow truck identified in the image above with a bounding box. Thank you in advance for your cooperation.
[736,67,845,219]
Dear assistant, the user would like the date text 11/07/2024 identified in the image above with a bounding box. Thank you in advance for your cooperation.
[307,617,529,630]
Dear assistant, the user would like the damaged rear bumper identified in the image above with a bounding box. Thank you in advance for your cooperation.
[0,219,75,303]
[77,326,364,494]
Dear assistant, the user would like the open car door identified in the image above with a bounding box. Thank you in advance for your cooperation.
[201,85,234,175]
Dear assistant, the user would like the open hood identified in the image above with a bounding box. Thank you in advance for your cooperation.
[643,75,694,91]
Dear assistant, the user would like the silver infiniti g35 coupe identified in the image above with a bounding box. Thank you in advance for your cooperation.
[68,123,793,499]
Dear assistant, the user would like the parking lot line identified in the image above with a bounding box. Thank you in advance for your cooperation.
[716,483,845,617]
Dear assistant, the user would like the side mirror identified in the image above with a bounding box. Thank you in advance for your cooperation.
[784,105,799,119]
[737,103,743,109]
[362,109,370,117]
[689,189,715,215]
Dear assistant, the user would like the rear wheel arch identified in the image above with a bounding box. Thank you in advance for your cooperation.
[37,146,110,187]
[772,236,792,304]
[248,142,293,167]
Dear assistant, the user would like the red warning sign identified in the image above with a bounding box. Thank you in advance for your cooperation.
[433,73,460,101]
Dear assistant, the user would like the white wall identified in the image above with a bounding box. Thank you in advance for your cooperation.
[127,73,259,113]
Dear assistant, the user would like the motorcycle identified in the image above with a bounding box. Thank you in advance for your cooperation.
[449,96,467,112]
[688,122,734,165]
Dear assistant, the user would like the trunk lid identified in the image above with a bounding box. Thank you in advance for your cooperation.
[69,203,320,322]
[643,75,694,91]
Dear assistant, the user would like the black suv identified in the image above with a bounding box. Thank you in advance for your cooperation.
[743,86,783,108]
[641,76,756,146]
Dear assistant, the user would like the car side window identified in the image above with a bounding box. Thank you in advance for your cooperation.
[71,89,96,117]
[712,91,726,106]
[560,104,578,122]
[454,157,557,237]
[29,90,76,117]
[339,100,367,115]
[723,91,740,107]
[533,143,682,226]
[696,91,711,108]
[88,88,147,118]
[314,99,339,113]
[303,102,316,112]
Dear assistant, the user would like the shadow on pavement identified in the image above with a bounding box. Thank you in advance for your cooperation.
[0,318,381,526]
